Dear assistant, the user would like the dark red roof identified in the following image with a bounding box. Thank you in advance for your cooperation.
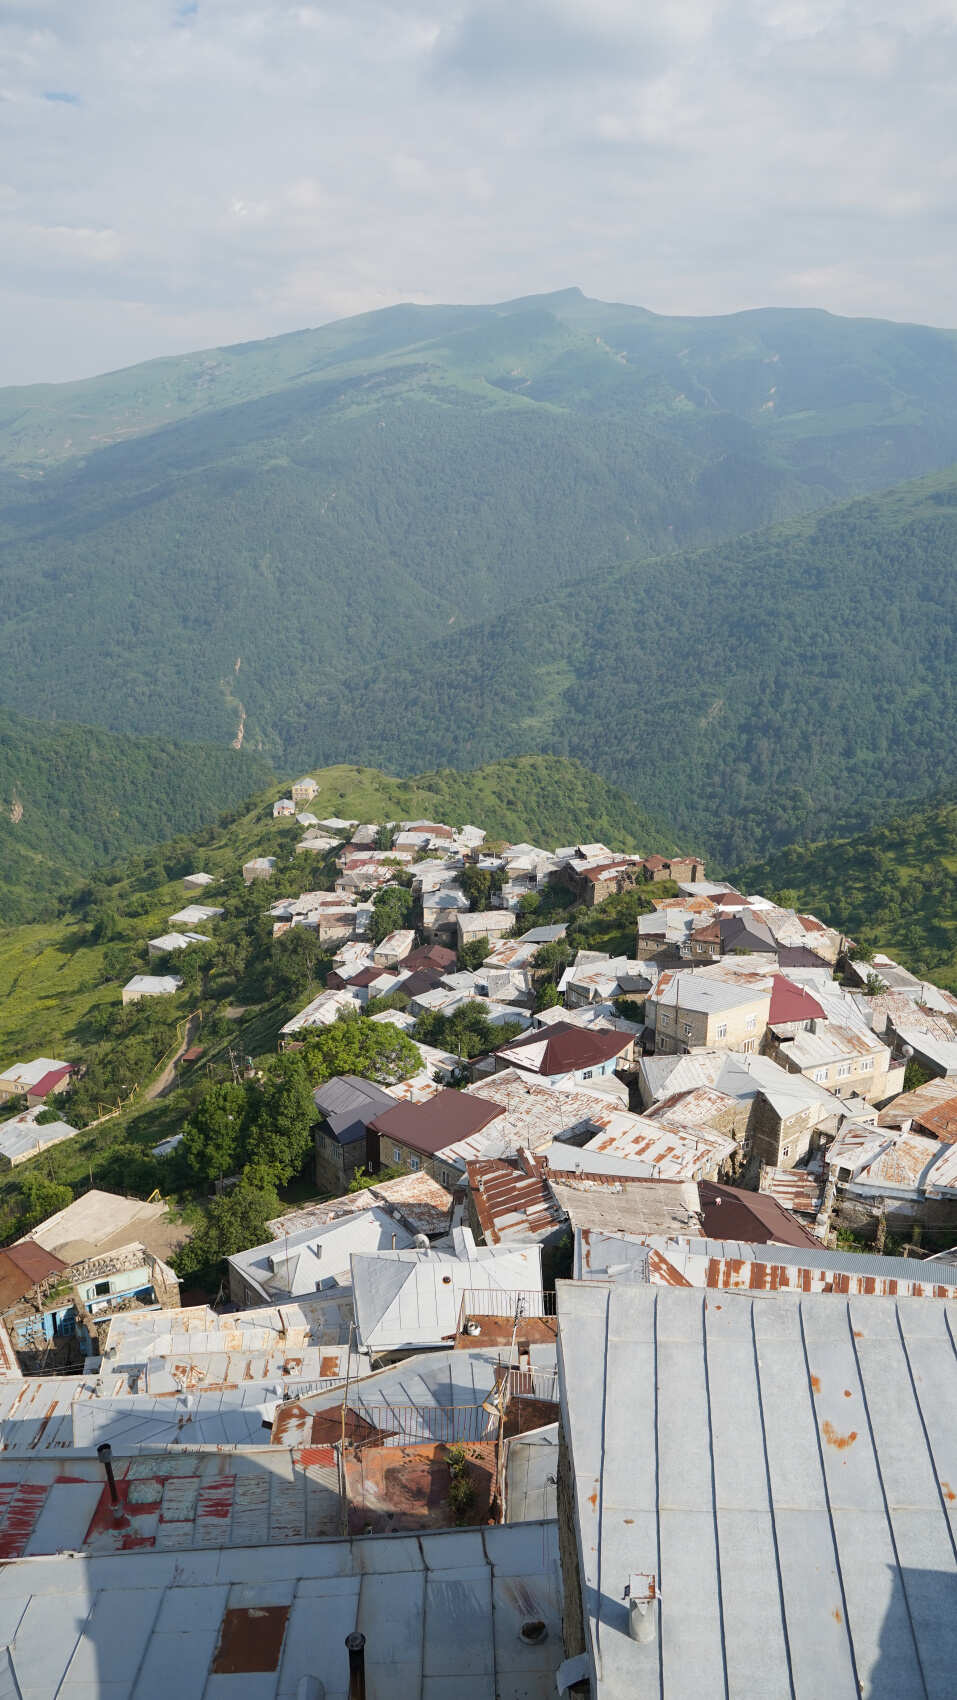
[642,855,669,871]
[404,944,457,973]
[28,1064,74,1098]
[369,1088,506,1155]
[496,1021,631,1075]
[698,1181,819,1248]
[768,977,826,1027]
[0,1242,67,1310]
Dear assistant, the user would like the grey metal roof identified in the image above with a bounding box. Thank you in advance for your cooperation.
[0,1521,563,1698]
[350,1240,543,1353]
[312,1072,397,1145]
[558,1282,957,1698]
[505,1423,559,1522]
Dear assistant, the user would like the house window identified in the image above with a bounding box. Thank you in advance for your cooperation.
[813,1069,827,1083]
[410,1155,421,1171]
[392,1146,402,1164]
[745,1016,756,1032]
[582,1069,593,1079]
[716,1023,727,1039]
[93,1280,111,1298]
[861,1059,872,1070]
[682,1023,692,1036]
[837,1063,851,1078]
[781,1145,790,1159]
[742,1039,755,1053]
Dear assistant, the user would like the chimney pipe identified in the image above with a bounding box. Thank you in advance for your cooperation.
[97,1442,123,1521]
[627,1574,658,1643]
[345,1632,366,1700]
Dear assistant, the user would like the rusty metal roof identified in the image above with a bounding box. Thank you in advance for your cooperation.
[759,1165,826,1217]
[466,1152,566,1245]
[267,1172,454,1240]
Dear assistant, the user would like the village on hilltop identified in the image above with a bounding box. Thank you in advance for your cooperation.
[1,777,957,1696]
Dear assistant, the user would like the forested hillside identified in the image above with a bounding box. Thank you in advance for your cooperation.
[735,795,957,990]
[294,467,957,862]
[2,290,957,856]
[0,712,272,923]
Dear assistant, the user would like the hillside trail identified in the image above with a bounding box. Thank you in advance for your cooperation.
[145,1012,201,1101]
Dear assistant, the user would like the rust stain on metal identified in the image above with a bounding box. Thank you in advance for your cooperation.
[822,1421,857,1450]
[833,1608,843,1625]
[319,1354,340,1377]
[843,1389,852,1398]
[941,1480,956,1502]
[810,1375,821,1394]
[212,1605,290,1674]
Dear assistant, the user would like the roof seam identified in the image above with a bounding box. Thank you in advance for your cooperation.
[701,1296,731,1700]
[749,1301,797,1700]
[797,1301,862,1695]
[846,1310,931,1700]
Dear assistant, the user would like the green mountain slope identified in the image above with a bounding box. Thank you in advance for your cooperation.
[293,465,957,863]
[0,752,673,1063]
[0,712,272,923]
[4,291,957,768]
[735,795,957,991]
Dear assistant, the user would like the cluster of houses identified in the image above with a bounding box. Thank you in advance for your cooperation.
[2,778,957,1693]
[3,1114,957,1694]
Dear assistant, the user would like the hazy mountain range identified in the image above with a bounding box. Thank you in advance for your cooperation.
[1,287,956,867]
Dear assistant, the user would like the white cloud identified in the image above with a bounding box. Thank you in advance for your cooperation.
[0,0,956,381]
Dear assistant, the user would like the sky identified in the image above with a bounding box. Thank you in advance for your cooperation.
[2,0,957,385]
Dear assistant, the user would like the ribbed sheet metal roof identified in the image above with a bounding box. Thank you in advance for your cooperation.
[0,1447,344,1556]
[558,1282,957,1698]
[0,1521,562,1699]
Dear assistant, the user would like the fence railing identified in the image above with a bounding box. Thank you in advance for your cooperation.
[503,1365,560,1404]
[456,1288,556,1334]
[349,1401,498,1449]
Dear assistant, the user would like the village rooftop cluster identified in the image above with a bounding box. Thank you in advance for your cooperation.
[2,778,957,1696]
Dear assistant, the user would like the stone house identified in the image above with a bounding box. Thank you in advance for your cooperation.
[312,1074,399,1190]
[647,972,771,1055]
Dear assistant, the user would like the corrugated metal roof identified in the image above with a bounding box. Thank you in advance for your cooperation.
[0,1521,562,1698]
[558,1282,957,1698]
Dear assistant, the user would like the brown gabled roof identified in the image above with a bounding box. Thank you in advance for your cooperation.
[0,1242,67,1310]
[698,1181,819,1248]
[495,1021,631,1075]
[403,944,457,973]
[369,1088,505,1156]
[914,1095,957,1144]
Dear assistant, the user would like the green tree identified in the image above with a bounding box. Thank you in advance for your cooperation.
[12,1174,73,1236]
[459,936,492,971]
[369,883,414,945]
[245,1054,316,1186]
[300,1015,421,1088]
[172,1178,282,1285]
[268,926,327,998]
[179,1081,250,1186]
[347,1164,403,1193]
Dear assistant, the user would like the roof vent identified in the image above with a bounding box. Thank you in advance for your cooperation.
[627,1574,658,1643]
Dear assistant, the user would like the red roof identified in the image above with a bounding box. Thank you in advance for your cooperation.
[28,1064,75,1098]
[369,1088,505,1156]
[496,1021,631,1075]
[768,977,826,1027]
[0,1242,67,1310]
[404,944,458,973]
